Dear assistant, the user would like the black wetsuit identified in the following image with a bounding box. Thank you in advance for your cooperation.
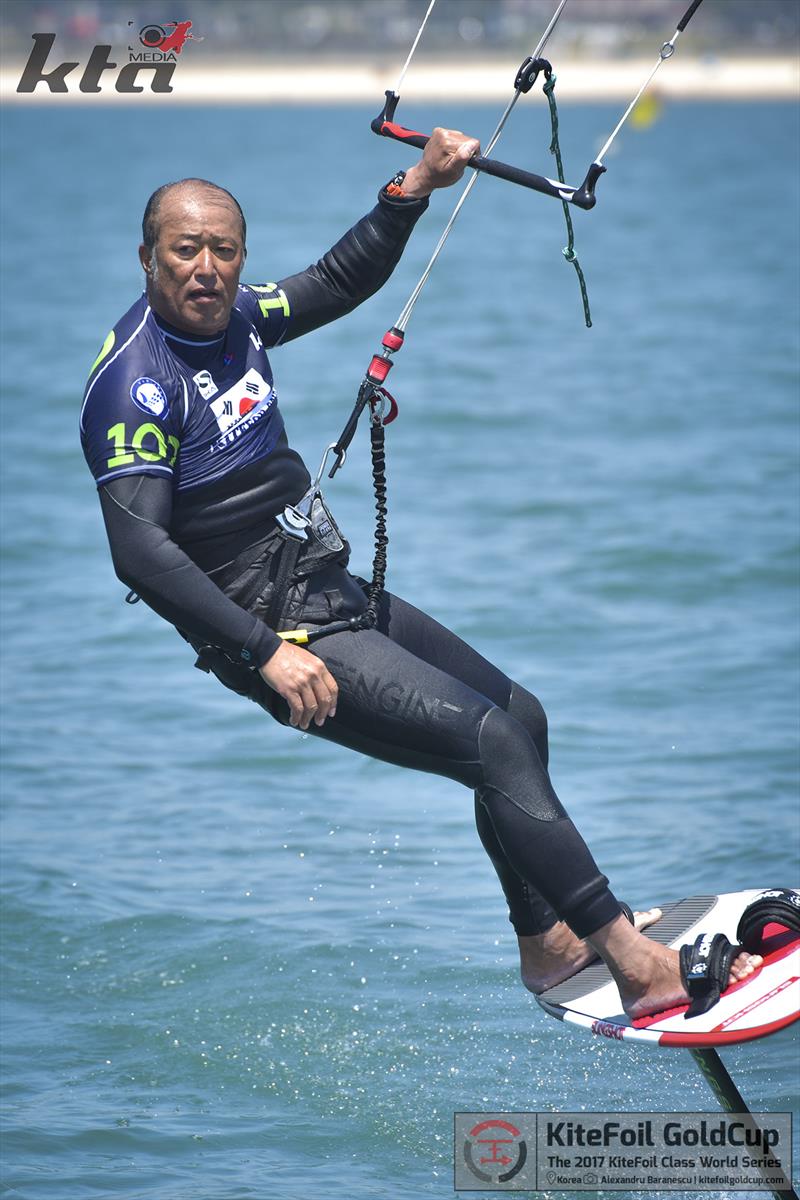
[81,182,622,940]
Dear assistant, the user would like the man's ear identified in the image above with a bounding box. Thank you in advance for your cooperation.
[138,243,152,275]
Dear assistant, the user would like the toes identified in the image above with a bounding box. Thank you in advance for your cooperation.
[633,906,663,932]
[729,952,763,981]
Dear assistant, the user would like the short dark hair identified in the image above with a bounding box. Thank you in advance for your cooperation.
[141,178,247,253]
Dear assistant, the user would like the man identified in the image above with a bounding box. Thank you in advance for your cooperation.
[80,130,759,1019]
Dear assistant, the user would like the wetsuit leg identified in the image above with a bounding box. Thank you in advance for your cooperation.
[252,588,620,940]
[349,590,560,936]
[473,683,560,935]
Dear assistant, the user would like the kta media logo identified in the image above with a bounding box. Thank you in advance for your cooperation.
[16,19,202,94]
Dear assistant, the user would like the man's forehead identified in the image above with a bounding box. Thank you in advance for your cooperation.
[157,187,243,235]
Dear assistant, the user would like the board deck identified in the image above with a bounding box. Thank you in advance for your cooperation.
[536,889,800,1047]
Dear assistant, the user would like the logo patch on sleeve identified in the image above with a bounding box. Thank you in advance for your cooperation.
[130,377,169,418]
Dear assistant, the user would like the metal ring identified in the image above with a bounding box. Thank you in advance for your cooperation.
[370,394,387,423]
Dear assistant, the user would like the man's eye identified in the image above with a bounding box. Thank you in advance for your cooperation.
[215,246,236,259]
[176,245,197,257]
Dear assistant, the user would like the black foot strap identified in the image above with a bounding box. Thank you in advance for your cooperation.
[679,932,741,1019]
[736,887,800,952]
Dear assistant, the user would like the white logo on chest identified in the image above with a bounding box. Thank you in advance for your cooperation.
[210,367,273,435]
[193,369,218,400]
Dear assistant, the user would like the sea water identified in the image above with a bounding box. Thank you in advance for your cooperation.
[1,99,798,1199]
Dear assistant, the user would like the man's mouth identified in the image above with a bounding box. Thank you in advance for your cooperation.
[190,287,220,303]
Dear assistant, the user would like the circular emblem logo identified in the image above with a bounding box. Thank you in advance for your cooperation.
[463,1118,527,1183]
[130,377,168,418]
[139,24,166,49]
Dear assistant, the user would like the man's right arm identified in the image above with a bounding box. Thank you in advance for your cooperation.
[99,472,280,667]
[100,474,339,728]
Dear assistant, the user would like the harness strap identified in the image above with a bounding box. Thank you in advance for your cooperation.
[264,532,305,631]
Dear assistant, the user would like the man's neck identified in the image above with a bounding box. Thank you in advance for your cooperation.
[151,306,226,344]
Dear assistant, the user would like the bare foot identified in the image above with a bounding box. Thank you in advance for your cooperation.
[586,915,763,1020]
[620,943,763,1020]
[519,907,662,994]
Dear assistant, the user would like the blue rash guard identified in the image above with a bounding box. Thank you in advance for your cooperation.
[81,185,428,666]
[81,283,306,564]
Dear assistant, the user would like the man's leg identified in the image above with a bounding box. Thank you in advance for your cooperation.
[354,592,664,988]
[258,592,623,944]
[360,589,562,940]
[266,618,762,1015]
[333,590,656,989]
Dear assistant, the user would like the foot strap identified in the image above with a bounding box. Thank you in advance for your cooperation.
[679,932,740,1019]
[736,887,800,952]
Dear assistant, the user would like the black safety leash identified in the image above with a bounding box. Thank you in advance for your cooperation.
[272,382,394,647]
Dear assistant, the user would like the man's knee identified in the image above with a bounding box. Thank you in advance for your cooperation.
[477,706,565,821]
[507,682,549,768]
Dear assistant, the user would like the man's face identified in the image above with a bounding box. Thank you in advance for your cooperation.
[139,186,245,336]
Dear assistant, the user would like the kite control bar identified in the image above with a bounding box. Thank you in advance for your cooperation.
[371,88,605,210]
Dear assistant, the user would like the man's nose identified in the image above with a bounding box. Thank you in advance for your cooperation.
[195,248,216,279]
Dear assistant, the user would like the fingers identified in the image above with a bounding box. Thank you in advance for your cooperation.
[294,664,338,730]
[258,642,339,730]
[451,131,481,163]
[413,126,481,192]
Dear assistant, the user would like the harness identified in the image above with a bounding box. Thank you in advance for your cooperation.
[190,412,390,677]
[268,406,391,646]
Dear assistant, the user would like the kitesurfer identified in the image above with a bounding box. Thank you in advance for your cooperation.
[80,129,760,1018]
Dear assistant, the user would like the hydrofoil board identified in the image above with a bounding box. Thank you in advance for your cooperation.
[536,889,799,1048]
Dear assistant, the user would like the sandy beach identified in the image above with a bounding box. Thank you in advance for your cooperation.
[3,55,798,103]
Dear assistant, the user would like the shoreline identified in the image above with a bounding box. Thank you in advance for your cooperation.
[3,55,798,103]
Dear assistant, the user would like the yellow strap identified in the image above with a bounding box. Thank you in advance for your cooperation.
[277,629,310,645]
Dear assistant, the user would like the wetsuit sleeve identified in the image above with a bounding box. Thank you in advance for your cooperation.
[240,187,429,347]
[99,473,281,666]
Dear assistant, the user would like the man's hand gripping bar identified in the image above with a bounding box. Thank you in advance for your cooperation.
[371,81,604,211]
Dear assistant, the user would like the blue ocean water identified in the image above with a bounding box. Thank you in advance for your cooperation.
[1,95,798,1200]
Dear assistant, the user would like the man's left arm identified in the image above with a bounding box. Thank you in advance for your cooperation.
[249,127,479,345]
